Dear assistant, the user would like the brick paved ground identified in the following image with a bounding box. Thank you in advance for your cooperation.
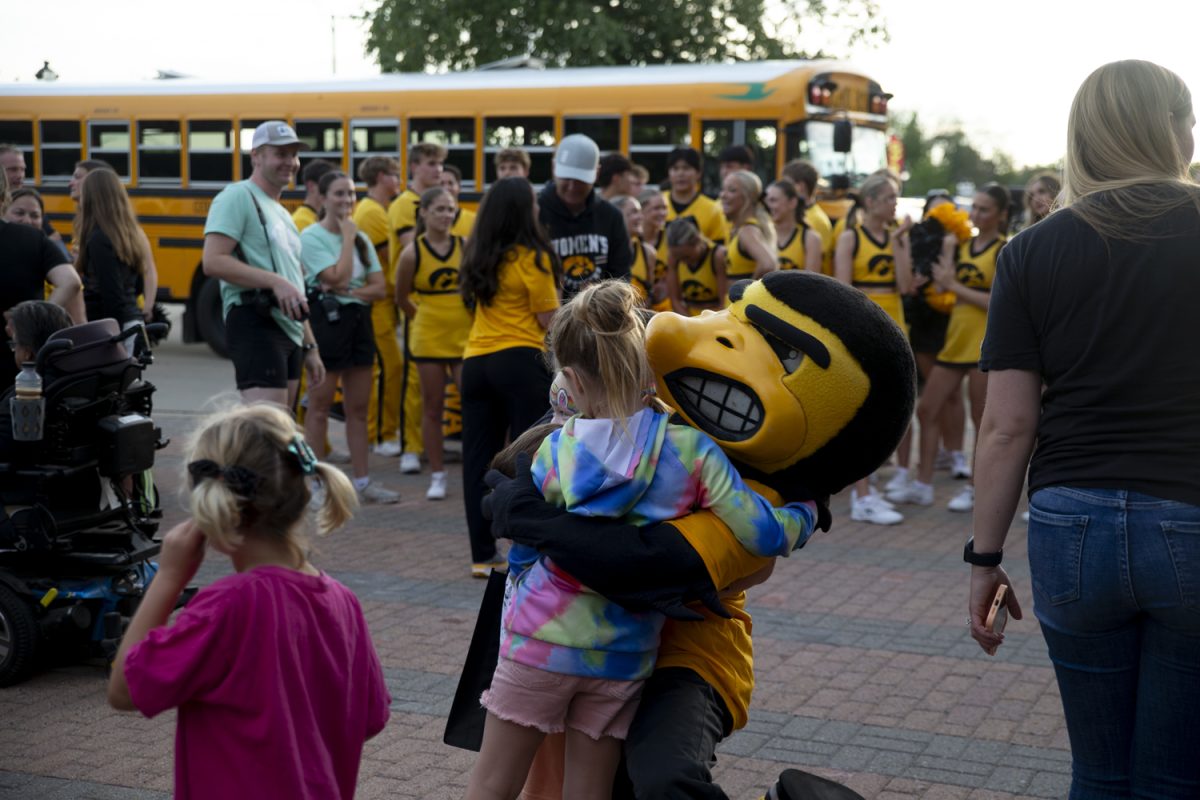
[0,410,1070,799]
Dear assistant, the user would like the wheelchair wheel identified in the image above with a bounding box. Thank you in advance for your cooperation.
[0,584,40,687]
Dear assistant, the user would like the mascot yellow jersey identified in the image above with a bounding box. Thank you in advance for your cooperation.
[675,243,722,314]
[850,223,905,329]
[776,224,809,271]
[938,235,1005,366]
[666,191,727,245]
[408,234,472,361]
[725,219,764,282]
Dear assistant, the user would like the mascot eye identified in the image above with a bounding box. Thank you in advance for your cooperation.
[765,332,804,374]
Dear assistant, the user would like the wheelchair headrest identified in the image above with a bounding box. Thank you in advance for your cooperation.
[42,319,130,377]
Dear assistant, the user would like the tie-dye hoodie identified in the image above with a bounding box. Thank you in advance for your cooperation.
[501,407,817,681]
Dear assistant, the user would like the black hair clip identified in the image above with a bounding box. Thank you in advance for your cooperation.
[188,459,265,501]
[286,435,318,475]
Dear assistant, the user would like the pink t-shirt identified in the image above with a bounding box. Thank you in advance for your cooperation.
[124,566,391,800]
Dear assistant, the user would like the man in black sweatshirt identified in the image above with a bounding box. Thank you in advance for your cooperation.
[537,134,632,300]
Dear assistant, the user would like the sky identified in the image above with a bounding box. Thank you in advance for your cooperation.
[2,0,1197,169]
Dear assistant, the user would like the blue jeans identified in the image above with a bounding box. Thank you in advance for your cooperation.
[1028,486,1200,799]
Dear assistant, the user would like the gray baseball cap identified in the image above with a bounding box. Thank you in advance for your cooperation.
[251,120,307,150]
[554,134,600,184]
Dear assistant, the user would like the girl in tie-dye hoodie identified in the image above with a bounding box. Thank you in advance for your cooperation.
[466,280,816,800]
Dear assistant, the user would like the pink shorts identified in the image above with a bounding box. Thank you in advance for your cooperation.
[480,658,644,740]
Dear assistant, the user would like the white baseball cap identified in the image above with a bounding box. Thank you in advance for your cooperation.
[554,134,600,184]
[251,120,306,150]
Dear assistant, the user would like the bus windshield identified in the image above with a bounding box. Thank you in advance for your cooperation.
[803,121,888,185]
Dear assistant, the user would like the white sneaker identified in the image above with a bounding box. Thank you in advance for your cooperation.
[325,449,351,465]
[868,487,896,510]
[399,452,422,474]
[951,451,972,480]
[851,491,904,525]
[884,468,910,494]
[426,471,447,500]
[372,440,402,457]
[359,482,400,504]
[886,480,934,506]
[947,485,975,512]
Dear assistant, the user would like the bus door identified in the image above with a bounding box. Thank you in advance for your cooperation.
[699,119,778,196]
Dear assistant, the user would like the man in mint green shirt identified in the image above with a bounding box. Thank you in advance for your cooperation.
[201,121,325,407]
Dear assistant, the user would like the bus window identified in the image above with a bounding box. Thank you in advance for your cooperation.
[700,119,777,194]
[792,120,887,186]
[137,120,182,184]
[88,121,130,179]
[350,119,399,186]
[238,119,268,181]
[188,120,234,185]
[629,114,690,186]
[484,116,554,186]
[409,117,475,190]
[0,121,34,180]
[563,117,620,154]
[40,121,82,183]
[296,119,345,175]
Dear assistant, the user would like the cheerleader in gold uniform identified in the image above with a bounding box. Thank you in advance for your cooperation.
[638,188,672,312]
[906,184,1011,513]
[766,179,823,272]
[665,218,726,316]
[395,186,473,501]
[835,172,914,524]
[609,194,660,307]
[719,171,777,292]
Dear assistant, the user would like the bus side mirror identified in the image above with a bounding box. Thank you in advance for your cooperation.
[833,120,853,153]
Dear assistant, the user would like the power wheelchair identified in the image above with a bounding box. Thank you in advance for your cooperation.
[0,319,169,686]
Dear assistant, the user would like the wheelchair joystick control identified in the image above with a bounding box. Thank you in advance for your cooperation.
[11,362,44,442]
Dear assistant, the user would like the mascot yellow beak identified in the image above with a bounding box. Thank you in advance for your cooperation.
[647,278,871,475]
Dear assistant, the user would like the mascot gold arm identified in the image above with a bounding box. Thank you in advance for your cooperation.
[484,271,916,799]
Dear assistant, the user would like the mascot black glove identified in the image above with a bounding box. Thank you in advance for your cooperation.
[485,454,730,621]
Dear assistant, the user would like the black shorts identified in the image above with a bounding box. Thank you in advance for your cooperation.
[310,299,375,372]
[904,295,950,355]
[226,304,303,390]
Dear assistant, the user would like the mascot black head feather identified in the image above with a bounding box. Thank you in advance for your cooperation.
[647,271,916,506]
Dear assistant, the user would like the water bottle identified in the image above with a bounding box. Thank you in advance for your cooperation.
[11,362,44,441]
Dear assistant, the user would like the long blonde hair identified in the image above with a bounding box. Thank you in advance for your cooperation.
[546,280,656,420]
[186,404,357,565]
[727,170,777,252]
[74,169,147,276]
[1063,60,1200,240]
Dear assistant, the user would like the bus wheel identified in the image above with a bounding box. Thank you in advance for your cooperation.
[0,584,39,687]
[195,277,229,358]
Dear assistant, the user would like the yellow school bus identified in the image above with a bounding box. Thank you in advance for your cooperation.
[1,60,891,354]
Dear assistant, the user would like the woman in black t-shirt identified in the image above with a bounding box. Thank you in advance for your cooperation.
[968,60,1200,798]
[74,169,145,328]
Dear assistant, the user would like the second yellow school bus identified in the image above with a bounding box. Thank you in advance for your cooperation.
[1,60,891,353]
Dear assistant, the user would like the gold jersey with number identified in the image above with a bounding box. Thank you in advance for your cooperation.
[665,191,727,245]
[937,235,1005,366]
[409,234,472,360]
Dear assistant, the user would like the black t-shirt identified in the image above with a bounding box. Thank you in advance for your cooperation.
[981,189,1200,506]
[0,221,67,388]
[82,229,141,325]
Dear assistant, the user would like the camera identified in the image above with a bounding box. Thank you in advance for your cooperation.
[241,288,309,323]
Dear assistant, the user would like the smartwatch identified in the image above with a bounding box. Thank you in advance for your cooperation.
[302,342,318,353]
[963,537,1003,567]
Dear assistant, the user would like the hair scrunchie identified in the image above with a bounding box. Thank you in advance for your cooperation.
[187,459,264,501]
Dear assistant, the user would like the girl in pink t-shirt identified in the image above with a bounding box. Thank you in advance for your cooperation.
[107,404,391,800]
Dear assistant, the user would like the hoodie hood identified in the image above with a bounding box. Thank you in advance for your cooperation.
[537,408,669,519]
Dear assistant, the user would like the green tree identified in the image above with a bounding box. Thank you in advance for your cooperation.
[363,0,887,73]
